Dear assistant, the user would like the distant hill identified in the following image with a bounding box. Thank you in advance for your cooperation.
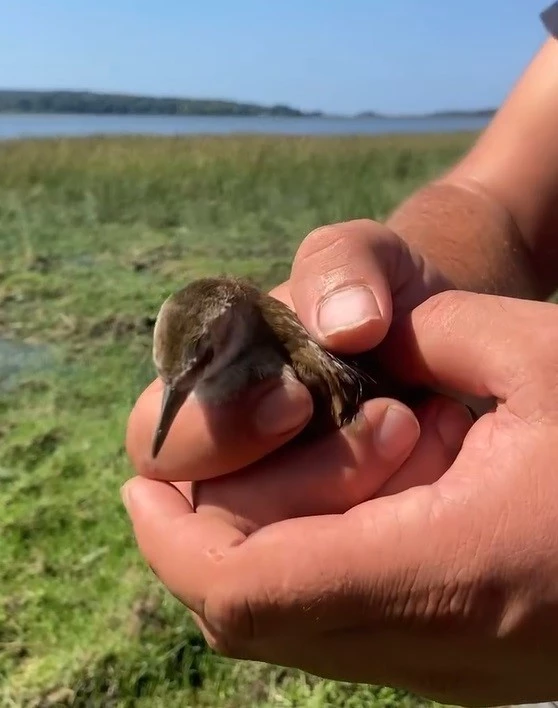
[356,108,497,120]
[421,108,496,118]
[0,89,496,119]
[0,89,323,117]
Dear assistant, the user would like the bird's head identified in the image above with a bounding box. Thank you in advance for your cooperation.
[150,277,260,457]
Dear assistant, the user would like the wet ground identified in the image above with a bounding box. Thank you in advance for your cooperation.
[0,337,57,391]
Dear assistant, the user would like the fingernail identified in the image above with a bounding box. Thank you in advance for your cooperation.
[374,404,420,462]
[436,401,474,455]
[255,380,313,437]
[317,286,381,337]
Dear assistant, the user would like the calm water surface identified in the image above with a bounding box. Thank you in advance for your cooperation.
[0,113,491,140]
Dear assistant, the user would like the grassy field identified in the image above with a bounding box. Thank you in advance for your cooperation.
[0,132,475,707]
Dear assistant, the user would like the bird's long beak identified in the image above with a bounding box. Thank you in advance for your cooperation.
[151,383,190,458]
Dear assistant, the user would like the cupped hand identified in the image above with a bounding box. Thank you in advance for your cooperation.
[122,290,558,706]
[126,219,453,484]
[125,219,470,529]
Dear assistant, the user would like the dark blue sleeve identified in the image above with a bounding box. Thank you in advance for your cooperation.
[541,2,558,37]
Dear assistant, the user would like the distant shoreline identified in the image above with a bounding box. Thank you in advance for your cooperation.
[0,89,497,120]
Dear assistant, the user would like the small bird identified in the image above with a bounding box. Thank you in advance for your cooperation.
[151,275,420,458]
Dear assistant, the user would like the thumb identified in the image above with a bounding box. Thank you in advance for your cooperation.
[289,220,449,355]
[289,220,394,354]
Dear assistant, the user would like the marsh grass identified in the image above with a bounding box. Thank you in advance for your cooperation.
[0,132,474,706]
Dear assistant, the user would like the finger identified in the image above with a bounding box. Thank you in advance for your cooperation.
[376,395,474,497]
[194,397,421,534]
[194,395,472,533]
[122,472,352,633]
[123,476,450,639]
[121,476,246,616]
[198,485,472,640]
[268,280,293,308]
[170,480,194,505]
[121,462,471,642]
[385,290,556,403]
[126,374,313,482]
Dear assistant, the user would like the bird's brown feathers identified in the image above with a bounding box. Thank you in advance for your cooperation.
[152,275,421,450]
[252,286,416,439]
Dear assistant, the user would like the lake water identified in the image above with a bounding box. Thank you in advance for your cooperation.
[0,113,491,140]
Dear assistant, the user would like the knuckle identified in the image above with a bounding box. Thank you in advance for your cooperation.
[418,289,466,333]
[295,219,376,265]
[203,585,256,644]
[296,223,348,265]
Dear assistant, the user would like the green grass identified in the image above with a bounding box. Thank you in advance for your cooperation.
[0,132,475,707]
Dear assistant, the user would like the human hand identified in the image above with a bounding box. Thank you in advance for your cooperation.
[126,219,473,530]
[122,290,558,706]
[127,219,454,484]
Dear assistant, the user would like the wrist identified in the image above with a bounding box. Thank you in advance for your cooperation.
[386,179,543,300]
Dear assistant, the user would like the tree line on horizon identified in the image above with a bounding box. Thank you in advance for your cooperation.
[0,89,496,119]
[0,90,322,117]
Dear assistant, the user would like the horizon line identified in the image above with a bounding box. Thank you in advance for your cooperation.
[0,87,499,120]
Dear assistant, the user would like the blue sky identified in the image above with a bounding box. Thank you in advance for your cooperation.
[0,1,551,114]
